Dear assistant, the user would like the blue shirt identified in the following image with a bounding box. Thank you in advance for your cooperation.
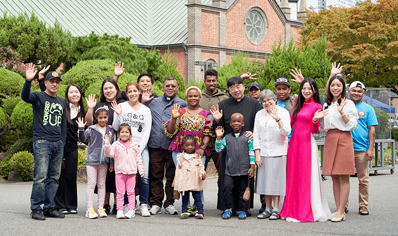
[277,101,293,142]
[351,102,378,151]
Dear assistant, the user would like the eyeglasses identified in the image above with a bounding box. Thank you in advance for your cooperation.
[261,99,274,104]
[228,84,243,91]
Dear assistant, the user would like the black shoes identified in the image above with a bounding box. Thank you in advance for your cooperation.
[43,208,65,218]
[112,204,117,215]
[31,209,45,220]
[104,204,111,215]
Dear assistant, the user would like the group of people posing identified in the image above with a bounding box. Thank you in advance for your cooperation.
[22,61,377,223]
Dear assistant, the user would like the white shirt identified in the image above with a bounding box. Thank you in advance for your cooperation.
[69,103,80,120]
[253,106,291,157]
[323,99,358,132]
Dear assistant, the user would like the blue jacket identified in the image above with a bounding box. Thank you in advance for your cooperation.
[147,95,187,149]
[79,125,116,166]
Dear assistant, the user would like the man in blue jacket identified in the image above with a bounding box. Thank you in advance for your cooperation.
[21,64,67,220]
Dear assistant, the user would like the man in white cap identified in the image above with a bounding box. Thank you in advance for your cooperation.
[348,81,378,215]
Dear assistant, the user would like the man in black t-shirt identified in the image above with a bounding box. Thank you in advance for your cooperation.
[21,64,67,220]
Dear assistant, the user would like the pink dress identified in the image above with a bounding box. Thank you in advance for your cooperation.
[280,99,331,222]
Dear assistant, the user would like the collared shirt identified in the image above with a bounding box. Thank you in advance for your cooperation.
[323,99,359,132]
[69,103,80,120]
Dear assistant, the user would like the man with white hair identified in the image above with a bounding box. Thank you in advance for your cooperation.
[348,81,378,215]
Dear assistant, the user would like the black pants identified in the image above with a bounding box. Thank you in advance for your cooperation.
[149,148,175,208]
[223,175,248,212]
[55,150,78,210]
[205,149,221,173]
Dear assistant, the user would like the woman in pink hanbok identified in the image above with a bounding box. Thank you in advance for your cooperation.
[280,78,331,222]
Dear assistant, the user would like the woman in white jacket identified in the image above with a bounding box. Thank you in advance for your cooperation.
[111,82,152,217]
[253,89,291,220]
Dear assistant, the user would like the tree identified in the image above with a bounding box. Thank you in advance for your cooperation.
[0,12,72,67]
[300,0,398,93]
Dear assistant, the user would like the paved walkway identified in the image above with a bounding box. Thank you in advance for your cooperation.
[0,169,397,235]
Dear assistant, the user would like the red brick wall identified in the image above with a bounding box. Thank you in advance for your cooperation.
[290,26,301,45]
[159,49,186,80]
[201,52,219,63]
[201,11,219,46]
[226,0,285,51]
[226,54,232,64]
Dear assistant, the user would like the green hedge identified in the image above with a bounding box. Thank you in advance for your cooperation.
[7,137,33,154]
[78,148,87,169]
[392,129,398,141]
[0,68,25,97]
[0,151,34,181]
[1,96,21,115]
[10,101,33,136]
[0,106,7,130]
[0,129,18,152]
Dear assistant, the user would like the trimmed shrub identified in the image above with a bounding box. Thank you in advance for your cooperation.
[0,129,19,152]
[0,68,25,97]
[9,151,34,181]
[7,137,33,154]
[0,107,7,130]
[10,101,33,136]
[78,148,87,169]
[61,59,115,94]
[0,154,12,179]
[1,96,21,115]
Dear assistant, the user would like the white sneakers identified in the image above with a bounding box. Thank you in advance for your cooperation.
[164,205,178,215]
[125,209,135,219]
[140,204,151,217]
[98,208,107,218]
[149,205,162,215]
[85,208,98,219]
[116,210,125,219]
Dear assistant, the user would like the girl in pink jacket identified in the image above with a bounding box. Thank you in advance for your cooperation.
[104,123,144,219]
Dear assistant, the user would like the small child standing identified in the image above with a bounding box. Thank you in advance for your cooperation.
[78,107,115,219]
[215,113,255,220]
[173,135,207,219]
[104,123,144,219]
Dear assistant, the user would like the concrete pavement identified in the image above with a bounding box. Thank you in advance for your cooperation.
[0,169,397,235]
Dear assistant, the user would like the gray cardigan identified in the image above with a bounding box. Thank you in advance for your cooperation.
[79,125,116,166]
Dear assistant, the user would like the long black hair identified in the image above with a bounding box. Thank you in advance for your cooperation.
[65,83,86,125]
[292,78,321,121]
[325,74,346,109]
[100,77,122,102]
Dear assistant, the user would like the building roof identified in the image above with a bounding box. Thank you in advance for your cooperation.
[0,0,211,46]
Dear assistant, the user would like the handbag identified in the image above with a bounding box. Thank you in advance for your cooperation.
[242,176,251,201]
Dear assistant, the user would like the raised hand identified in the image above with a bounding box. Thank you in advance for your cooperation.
[331,62,343,77]
[290,68,304,84]
[38,65,51,78]
[25,63,37,81]
[111,101,122,115]
[114,61,125,77]
[103,134,110,144]
[76,117,86,128]
[240,72,258,80]
[171,104,181,119]
[141,89,154,104]
[85,94,97,109]
[313,109,329,121]
[336,97,347,114]
[269,106,279,121]
[210,105,223,123]
[215,126,224,139]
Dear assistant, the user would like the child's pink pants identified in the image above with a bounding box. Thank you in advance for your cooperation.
[86,165,107,209]
[115,173,136,211]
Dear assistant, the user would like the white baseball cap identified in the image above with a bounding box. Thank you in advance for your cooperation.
[349,81,366,91]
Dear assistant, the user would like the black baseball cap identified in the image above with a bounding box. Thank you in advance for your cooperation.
[45,71,62,81]
[274,77,290,87]
[248,82,261,91]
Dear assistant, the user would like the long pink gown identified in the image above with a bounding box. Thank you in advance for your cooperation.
[280,98,331,222]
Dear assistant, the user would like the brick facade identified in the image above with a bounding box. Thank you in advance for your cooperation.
[201,11,220,46]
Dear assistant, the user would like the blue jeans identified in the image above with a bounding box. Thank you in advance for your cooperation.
[31,140,64,210]
[182,191,203,213]
[138,147,150,205]
[172,152,205,205]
